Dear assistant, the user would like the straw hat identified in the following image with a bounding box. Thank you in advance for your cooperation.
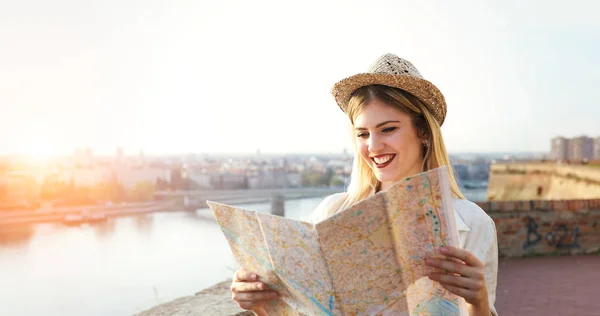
[331,53,447,125]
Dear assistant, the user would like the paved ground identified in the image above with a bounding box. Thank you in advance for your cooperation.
[495,255,600,315]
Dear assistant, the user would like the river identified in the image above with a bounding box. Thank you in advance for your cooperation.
[0,189,487,316]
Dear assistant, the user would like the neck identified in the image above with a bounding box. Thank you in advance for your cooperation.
[379,181,391,192]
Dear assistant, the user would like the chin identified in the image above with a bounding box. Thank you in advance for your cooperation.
[373,172,395,183]
[370,160,402,182]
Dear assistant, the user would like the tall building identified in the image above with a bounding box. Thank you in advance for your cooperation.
[550,137,569,161]
[585,138,595,159]
[569,136,594,161]
[551,136,598,162]
[594,137,600,160]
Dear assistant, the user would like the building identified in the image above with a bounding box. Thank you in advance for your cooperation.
[246,170,302,189]
[550,137,569,161]
[551,136,597,162]
[0,171,36,205]
[594,137,600,160]
[57,166,170,190]
[187,173,212,189]
[569,136,594,161]
[212,173,247,189]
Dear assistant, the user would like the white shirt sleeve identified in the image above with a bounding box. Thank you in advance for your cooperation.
[482,216,499,316]
[457,201,499,316]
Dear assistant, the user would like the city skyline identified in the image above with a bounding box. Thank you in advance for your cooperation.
[550,135,600,161]
[1,0,599,157]
[0,145,552,159]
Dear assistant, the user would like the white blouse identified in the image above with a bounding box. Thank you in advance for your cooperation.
[307,193,499,316]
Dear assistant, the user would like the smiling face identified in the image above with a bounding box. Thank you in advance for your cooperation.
[353,99,426,191]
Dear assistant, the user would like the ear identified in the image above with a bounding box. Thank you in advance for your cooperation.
[417,128,429,141]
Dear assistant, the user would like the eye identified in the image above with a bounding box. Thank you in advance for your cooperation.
[382,127,397,133]
[356,132,368,138]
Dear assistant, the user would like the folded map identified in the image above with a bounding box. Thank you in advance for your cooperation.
[208,166,468,315]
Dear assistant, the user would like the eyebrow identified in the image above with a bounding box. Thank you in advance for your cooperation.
[354,120,401,130]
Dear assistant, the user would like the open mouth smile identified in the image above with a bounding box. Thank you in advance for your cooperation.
[371,154,396,169]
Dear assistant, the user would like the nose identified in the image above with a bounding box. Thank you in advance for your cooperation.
[368,133,385,153]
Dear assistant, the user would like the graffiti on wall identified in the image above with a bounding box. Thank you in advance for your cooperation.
[523,216,580,250]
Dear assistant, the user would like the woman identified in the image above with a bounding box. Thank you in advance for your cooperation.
[230,54,498,316]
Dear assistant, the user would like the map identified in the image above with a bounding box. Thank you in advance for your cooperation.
[208,166,468,315]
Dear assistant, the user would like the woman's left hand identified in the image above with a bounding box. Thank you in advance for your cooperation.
[425,246,489,314]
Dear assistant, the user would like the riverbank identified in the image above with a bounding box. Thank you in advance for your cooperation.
[0,187,341,226]
[0,201,178,226]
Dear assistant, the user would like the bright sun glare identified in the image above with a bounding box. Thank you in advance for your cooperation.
[25,142,57,159]
[15,128,63,159]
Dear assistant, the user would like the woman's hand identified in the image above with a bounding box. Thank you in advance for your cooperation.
[230,267,279,314]
[425,246,490,315]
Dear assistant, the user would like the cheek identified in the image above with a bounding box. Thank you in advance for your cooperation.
[357,141,370,159]
[387,133,406,153]
[390,130,419,153]
[403,138,424,160]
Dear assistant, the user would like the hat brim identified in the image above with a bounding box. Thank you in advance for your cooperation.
[331,73,447,125]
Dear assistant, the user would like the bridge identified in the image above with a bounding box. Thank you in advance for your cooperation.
[154,187,343,209]
[0,187,344,226]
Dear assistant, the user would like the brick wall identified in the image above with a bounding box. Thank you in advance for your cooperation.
[476,199,600,257]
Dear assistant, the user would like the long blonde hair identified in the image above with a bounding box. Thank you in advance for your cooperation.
[326,84,465,217]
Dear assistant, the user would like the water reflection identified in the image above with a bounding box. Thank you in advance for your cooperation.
[133,214,154,234]
[0,224,35,248]
[0,197,334,316]
[182,209,215,223]
[91,218,117,238]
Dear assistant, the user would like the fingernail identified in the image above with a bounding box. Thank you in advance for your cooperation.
[250,273,257,280]
[440,247,449,254]
[426,259,434,264]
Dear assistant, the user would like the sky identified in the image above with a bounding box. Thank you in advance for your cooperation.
[1,0,599,157]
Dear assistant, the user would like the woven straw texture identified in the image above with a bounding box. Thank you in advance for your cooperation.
[331,54,447,125]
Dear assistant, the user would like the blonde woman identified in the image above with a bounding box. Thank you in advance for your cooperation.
[230,54,498,316]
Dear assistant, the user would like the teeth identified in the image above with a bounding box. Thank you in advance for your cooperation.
[374,155,393,164]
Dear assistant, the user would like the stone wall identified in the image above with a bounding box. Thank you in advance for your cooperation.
[487,163,600,201]
[135,280,252,316]
[477,199,600,257]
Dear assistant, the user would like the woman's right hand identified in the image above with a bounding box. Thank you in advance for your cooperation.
[230,267,279,313]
